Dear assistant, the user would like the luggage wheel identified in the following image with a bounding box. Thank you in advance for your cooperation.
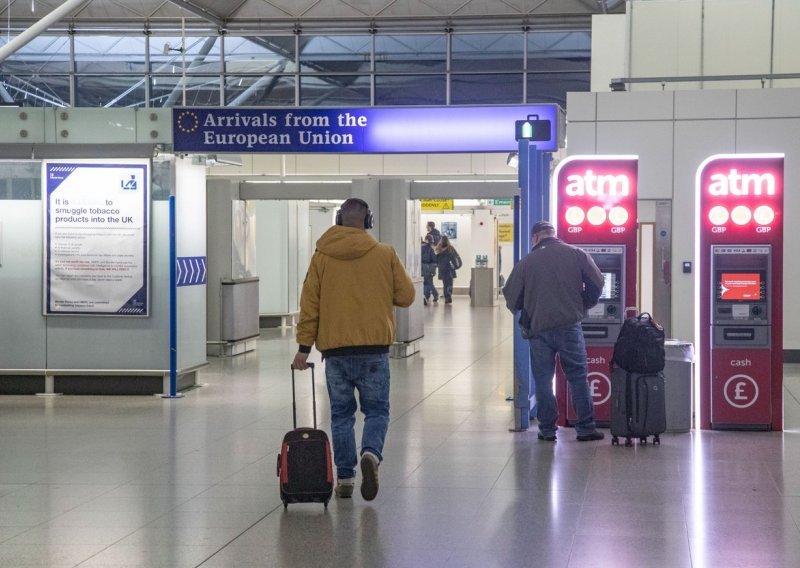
[653,435,661,445]
[611,436,619,446]
[624,437,633,447]
[640,437,648,445]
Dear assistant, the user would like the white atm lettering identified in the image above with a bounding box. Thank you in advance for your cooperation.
[731,358,752,367]
[590,379,601,398]
[708,170,776,196]
[587,356,606,365]
[565,170,630,197]
[734,382,748,400]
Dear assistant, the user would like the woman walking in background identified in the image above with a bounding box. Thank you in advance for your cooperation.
[435,235,462,304]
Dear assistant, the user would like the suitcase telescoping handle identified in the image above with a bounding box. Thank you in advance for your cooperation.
[290,363,317,430]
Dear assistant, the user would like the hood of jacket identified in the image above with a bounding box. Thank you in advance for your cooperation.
[316,225,378,260]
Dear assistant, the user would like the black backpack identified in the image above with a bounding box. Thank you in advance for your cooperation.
[612,312,666,373]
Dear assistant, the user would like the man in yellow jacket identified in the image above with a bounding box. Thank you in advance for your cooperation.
[292,198,415,501]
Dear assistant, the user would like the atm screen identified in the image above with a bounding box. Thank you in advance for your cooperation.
[600,271,619,300]
[718,272,763,301]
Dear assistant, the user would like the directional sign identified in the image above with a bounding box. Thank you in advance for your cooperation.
[176,256,207,287]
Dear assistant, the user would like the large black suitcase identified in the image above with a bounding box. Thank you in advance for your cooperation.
[277,363,333,508]
[610,367,666,447]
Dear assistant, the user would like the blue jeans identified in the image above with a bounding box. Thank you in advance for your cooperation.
[423,274,439,300]
[325,354,390,480]
[527,324,596,437]
[440,273,454,300]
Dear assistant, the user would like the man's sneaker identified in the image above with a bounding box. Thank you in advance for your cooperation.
[335,478,355,498]
[360,452,380,501]
[576,431,605,442]
[537,432,556,442]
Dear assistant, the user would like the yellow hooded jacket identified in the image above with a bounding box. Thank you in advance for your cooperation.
[296,225,415,356]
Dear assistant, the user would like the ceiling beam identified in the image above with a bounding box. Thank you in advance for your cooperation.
[168,0,226,28]
[0,0,91,63]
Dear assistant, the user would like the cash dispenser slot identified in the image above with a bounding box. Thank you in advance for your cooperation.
[582,325,608,339]
[723,328,755,341]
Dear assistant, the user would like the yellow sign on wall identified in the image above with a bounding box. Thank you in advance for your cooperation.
[420,199,454,211]
[498,223,514,243]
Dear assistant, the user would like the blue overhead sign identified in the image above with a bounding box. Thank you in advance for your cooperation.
[173,105,560,154]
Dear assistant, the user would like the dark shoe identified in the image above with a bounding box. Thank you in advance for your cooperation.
[424,298,429,306]
[576,431,605,442]
[433,297,439,303]
[444,298,452,304]
[360,452,380,501]
[537,432,556,442]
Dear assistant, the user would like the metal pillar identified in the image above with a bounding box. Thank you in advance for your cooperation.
[511,141,551,432]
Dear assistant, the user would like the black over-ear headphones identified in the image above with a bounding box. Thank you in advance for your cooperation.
[335,198,374,229]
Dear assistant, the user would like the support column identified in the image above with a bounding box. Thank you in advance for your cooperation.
[511,141,551,432]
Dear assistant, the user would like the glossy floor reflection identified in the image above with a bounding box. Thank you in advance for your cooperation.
[1,298,800,567]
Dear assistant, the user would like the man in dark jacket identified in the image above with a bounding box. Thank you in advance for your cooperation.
[426,221,442,246]
[421,235,439,305]
[503,221,605,442]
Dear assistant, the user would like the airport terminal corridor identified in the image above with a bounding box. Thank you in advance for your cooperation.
[1,299,800,567]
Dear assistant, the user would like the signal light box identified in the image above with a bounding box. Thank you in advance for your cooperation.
[696,154,784,430]
[552,156,639,426]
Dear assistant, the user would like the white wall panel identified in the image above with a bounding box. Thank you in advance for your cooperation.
[674,90,736,120]
[597,91,674,121]
[737,89,800,119]
[427,154,473,175]
[295,154,341,175]
[590,14,627,92]
[629,0,702,83]
[566,92,597,122]
[703,0,772,86]
[256,200,289,314]
[176,159,207,369]
[384,154,428,176]
[0,201,46,369]
[596,121,674,200]
[564,123,597,155]
[339,154,384,175]
[772,0,800,87]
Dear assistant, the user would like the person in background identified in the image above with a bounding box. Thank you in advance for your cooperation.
[292,198,415,501]
[435,234,461,305]
[426,221,442,246]
[421,235,439,306]
[502,221,605,443]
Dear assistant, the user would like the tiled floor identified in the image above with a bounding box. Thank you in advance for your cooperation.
[2,297,800,567]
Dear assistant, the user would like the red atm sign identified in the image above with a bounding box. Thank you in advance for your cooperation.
[697,154,784,240]
[553,156,638,243]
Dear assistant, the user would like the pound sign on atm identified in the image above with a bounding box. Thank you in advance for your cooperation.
[590,378,601,398]
[734,382,748,400]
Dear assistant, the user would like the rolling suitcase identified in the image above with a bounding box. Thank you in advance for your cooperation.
[277,363,333,509]
[610,367,666,447]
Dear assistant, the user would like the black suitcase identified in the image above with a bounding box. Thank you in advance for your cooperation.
[277,363,333,508]
[610,367,666,447]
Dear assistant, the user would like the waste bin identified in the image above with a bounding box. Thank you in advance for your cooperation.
[664,340,694,433]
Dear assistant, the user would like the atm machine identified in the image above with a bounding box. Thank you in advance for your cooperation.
[697,154,783,430]
[709,246,771,428]
[552,156,638,427]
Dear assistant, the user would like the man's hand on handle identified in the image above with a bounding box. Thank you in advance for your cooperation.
[292,352,310,370]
